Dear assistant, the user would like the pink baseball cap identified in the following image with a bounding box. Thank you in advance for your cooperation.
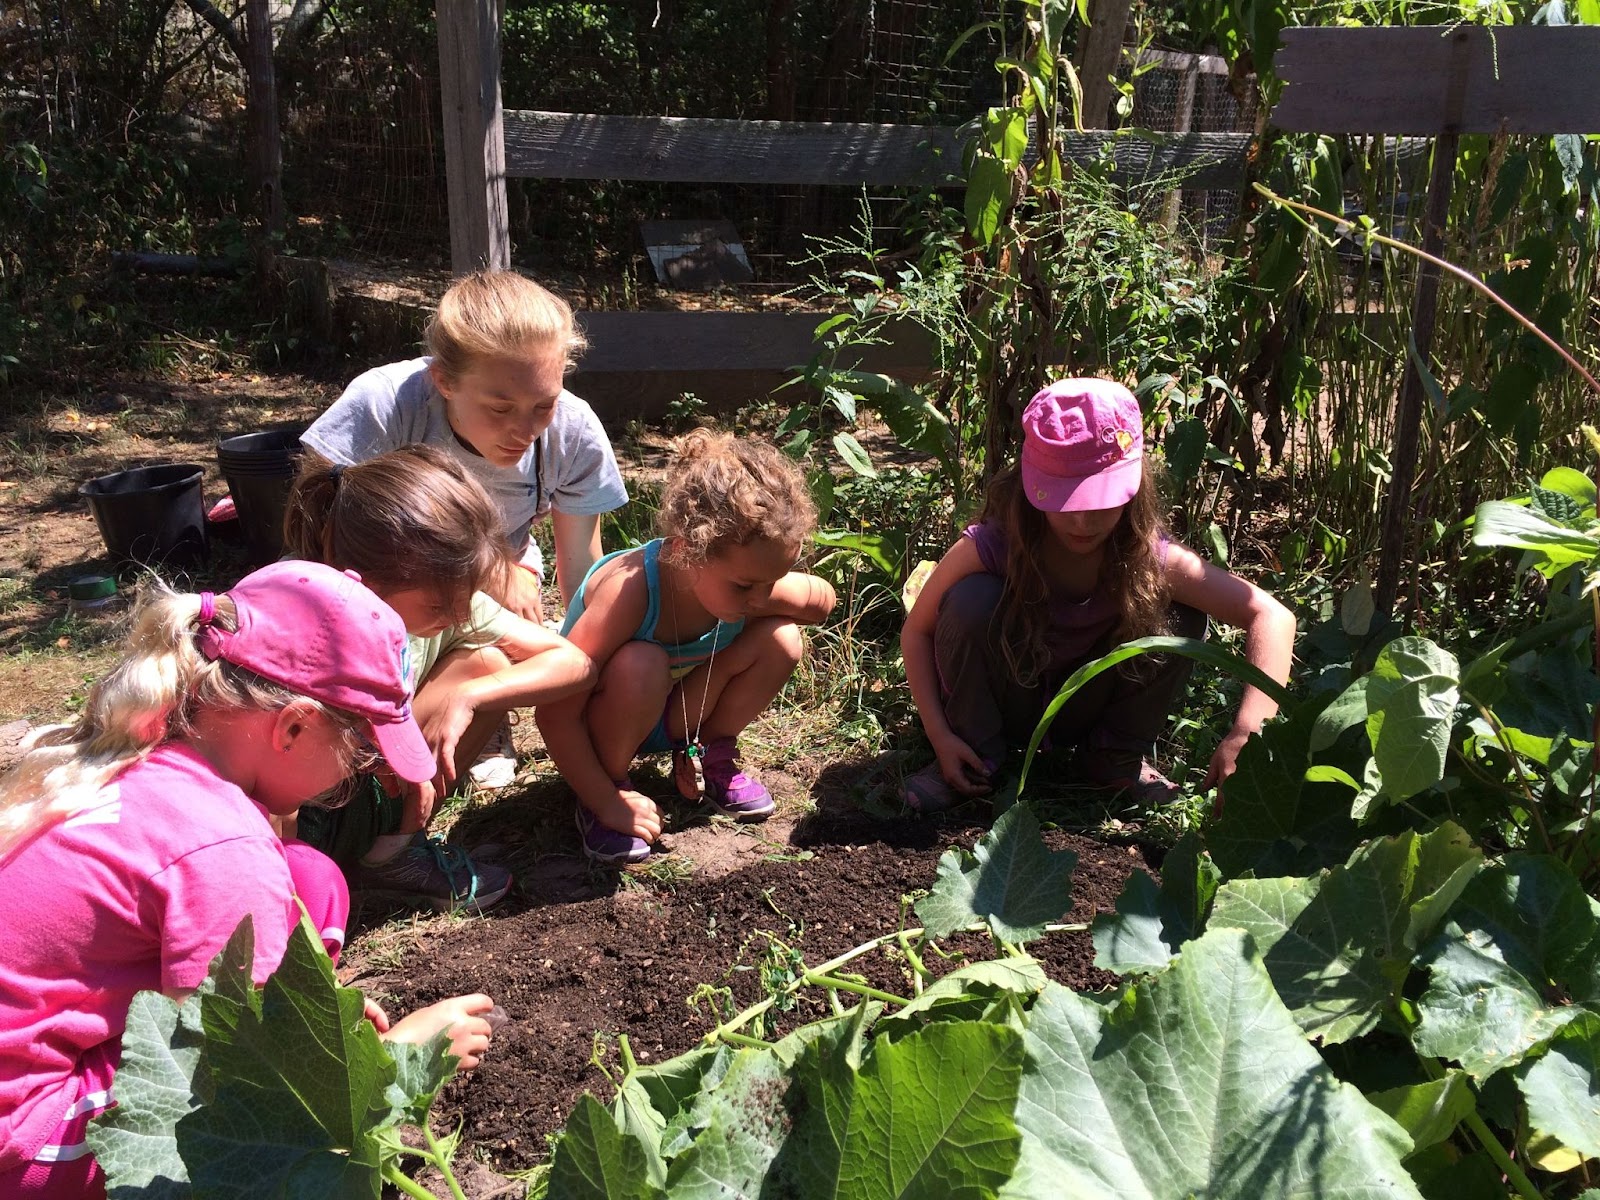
[1020,378,1144,512]
[196,561,436,784]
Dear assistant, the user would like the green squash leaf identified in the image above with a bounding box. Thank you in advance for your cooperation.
[87,990,203,1196]
[1210,701,1361,879]
[1363,638,1460,809]
[1367,1072,1477,1156]
[1417,856,1600,1078]
[1472,500,1600,578]
[181,917,393,1197]
[663,1049,798,1198]
[915,803,1076,944]
[1092,830,1218,974]
[790,1019,1025,1199]
[548,1094,664,1200]
[1212,824,1481,1043]
[1515,1012,1600,1164]
[1000,928,1423,1198]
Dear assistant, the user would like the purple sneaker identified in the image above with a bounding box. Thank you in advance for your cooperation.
[575,805,651,866]
[697,737,775,821]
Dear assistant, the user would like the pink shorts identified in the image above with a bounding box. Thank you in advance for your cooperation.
[0,1039,117,1199]
[283,836,350,963]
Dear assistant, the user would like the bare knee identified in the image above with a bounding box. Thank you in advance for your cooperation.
[748,618,804,669]
[598,640,671,701]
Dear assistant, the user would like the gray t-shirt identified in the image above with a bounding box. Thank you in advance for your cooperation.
[302,357,628,575]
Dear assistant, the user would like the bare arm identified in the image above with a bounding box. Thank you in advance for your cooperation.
[750,572,837,625]
[551,510,605,609]
[1164,541,1297,784]
[900,538,992,795]
[453,619,595,712]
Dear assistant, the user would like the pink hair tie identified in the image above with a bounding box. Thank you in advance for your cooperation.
[197,591,217,626]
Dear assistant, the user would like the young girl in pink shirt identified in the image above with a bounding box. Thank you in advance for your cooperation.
[0,562,498,1198]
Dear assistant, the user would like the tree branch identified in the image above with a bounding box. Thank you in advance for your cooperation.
[181,0,245,61]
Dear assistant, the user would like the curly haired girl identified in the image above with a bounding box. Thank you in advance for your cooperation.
[538,431,836,865]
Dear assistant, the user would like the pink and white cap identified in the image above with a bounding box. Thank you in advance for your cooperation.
[196,561,436,784]
[1020,378,1144,512]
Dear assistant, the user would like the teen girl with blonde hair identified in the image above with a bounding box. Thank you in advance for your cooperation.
[303,270,626,621]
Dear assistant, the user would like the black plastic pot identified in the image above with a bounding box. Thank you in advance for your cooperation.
[217,428,306,561]
[79,463,208,569]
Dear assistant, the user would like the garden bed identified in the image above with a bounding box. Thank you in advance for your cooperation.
[366,804,1149,1174]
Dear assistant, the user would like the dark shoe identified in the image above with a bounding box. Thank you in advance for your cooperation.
[1087,759,1181,806]
[902,758,996,814]
[352,832,512,913]
[575,805,652,866]
[693,737,775,821]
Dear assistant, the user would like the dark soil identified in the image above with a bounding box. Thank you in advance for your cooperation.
[377,807,1152,1173]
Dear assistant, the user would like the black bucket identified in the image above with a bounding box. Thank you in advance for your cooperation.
[79,463,208,569]
[217,428,307,561]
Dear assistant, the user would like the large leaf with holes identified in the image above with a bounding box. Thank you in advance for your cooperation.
[1210,823,1481,1043]
[999,928,1423,1199]
[915,803,1076,944]
[1416,856,1600,1077]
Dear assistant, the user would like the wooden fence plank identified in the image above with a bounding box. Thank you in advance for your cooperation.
[437,0,510,270]
[504,110,1255,191]
[1273,25,1600,135]
[572,311,931,375]
[505,112,965,186]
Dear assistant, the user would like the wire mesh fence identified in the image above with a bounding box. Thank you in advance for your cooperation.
[1,0,1268,284]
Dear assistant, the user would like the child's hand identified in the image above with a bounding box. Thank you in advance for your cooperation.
[382,993,496,1071]
[1203,726,1254,788]
[362,997,391,1032]
[501,568,545,624]
[422,695,478,785]
[933,732,993,797]
[400,778,437,834]
[592,788,662,842]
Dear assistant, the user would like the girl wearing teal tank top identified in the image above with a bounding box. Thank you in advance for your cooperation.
[539,432,837,866]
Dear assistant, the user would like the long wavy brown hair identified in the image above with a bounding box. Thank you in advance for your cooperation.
[983,461,1170,687]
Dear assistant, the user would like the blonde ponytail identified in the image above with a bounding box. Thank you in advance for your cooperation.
[0,584,358,861]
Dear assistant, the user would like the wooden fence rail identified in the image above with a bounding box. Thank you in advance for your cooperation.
[504,111,1256,192]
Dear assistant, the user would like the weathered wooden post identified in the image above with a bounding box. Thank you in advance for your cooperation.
[438,0,510,271]
[243,0,283,265]
[1159,51,1200,231]
[1074,0,1133,129]
[1273,24,1600,621]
